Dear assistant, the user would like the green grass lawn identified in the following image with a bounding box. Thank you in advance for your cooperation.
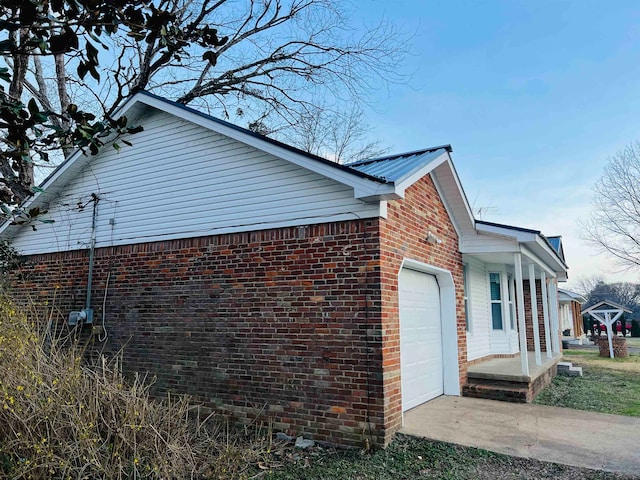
[535,351,640,416]
[258,435,632,480]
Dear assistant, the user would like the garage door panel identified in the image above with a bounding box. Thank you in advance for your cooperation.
[400,268,443,412]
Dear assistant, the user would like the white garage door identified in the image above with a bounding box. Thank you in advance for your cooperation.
[399,268,444,411]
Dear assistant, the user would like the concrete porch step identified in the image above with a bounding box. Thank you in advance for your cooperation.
[557,361,583,377]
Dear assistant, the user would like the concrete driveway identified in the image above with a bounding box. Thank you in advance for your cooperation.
[401,396,640,477]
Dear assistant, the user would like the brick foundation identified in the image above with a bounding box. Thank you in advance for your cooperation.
[463,360,558,403]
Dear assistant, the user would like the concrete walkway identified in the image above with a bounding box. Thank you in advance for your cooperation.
[401,396,640,477]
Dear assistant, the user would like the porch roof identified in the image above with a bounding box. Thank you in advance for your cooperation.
[462,220,568,280]
[558,288,586,304]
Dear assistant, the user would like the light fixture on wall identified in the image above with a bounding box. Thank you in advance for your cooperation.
[426,231,443,245]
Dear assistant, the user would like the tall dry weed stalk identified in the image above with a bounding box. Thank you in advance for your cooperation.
[0,297,274,479]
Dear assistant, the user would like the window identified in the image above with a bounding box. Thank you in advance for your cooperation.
[490,272,503,330]
[508,274,515,330]
[463,265,470,331]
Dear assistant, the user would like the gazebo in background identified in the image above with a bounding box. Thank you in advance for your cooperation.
[581,300,632,358]
[558,288,587,344]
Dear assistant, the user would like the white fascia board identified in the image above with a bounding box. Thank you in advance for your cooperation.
[520,244,558,278]
[535,236,568,272]
[430,173,461,236]
[435,155,476,228]
[134,94,395,202]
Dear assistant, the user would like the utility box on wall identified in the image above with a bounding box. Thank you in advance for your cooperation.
[68,308,94,326]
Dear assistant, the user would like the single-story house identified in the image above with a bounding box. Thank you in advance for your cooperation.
[557,288,587,341]
[1,91,568,447]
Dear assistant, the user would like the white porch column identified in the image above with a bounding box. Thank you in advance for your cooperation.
[528,264,542,366]
[548,277,560,354]
[540,271,552,359]
[514,252,529,376]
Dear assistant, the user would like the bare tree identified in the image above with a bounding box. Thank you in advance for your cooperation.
[573,275,605,298]
[1,0,406,216]
[581,142,640,269]
[28,0,403,146]
[273,104,389,164]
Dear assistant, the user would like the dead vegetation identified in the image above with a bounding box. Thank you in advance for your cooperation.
[0,296,275,479]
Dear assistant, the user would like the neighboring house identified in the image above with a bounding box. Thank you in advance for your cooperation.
[557,288,587,341]
[0,92,568,447]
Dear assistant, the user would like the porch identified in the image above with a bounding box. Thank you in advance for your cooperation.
[463,352,563,403]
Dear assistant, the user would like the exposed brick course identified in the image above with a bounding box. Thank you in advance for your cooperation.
[595,336,628,358]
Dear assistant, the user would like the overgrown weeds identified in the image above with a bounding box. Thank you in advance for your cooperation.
[0,296,275,479]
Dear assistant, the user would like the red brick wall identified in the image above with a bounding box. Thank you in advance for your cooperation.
[523,280,549,352]
[522,279,565,353]
[378,174,466,442]
[13,221,387,446]
[11,174,466,447]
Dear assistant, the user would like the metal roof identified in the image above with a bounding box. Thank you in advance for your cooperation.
[475,219,541,235]
[346,146,452,182]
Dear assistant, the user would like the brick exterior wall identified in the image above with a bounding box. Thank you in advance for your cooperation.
[571,301,584,337]
[378,174,466,442]
[14,221,386,446]
[10,173,465,447]
[523,279,551,352]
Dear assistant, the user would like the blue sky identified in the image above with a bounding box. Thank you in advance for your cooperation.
[358,0,640,288]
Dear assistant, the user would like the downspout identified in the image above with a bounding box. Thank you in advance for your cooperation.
[86,193,100,311]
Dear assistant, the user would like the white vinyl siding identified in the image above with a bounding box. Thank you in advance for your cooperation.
[11,108,381,255]
[459,236,518,254]
[466,258,521,359]
[465,258,490,361]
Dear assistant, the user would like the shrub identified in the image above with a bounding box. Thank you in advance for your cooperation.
[0,297,273,479]
[631,320,640,338]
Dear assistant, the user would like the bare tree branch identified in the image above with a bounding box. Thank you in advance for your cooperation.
[581,141,640,269]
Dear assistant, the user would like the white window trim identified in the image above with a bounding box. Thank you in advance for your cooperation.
[508,273,516,331]
[489,271,505,331]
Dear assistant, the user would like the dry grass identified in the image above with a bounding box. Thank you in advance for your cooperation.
[563,350,640,373]
[0,297,276,479]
